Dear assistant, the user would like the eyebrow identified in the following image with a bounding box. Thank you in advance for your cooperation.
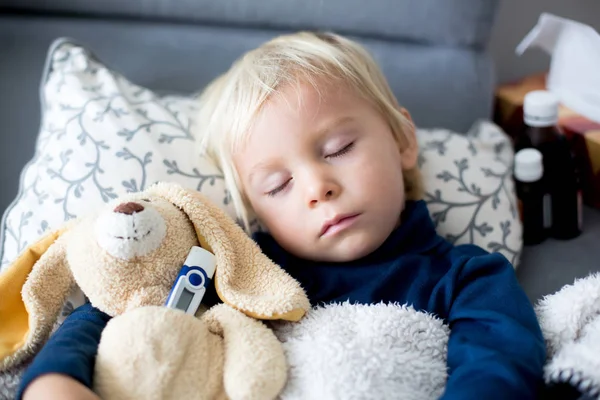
[248,160,281,186]
[316,116,355,138]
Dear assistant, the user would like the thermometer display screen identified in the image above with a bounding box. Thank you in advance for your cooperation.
[175,287,195,311]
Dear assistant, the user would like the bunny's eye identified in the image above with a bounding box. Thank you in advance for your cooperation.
[142,198,152,203]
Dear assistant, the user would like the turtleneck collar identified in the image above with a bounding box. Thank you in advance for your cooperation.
[253,200,446,268]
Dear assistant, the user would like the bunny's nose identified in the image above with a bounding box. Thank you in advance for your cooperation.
[114,202,145,215]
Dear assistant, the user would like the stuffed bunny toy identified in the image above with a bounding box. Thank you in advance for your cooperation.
[0,182,310,400]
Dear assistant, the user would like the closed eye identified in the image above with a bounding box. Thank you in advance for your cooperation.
[326,142,354,158]
[266,178,291,197]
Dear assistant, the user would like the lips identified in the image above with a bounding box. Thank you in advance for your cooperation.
[320,214,360,237]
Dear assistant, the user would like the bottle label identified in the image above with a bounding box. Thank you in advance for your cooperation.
[518,199,524,222]
[543,193,552,229]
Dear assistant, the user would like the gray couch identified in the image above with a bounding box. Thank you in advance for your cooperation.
[0,1,598,305]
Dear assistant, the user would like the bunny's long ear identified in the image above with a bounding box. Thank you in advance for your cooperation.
[148,183,310,322]
[203,304,287,400]
[0,225,74,370]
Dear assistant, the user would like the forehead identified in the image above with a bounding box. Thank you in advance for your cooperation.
[261,82,331,126]
[247,80,363,145]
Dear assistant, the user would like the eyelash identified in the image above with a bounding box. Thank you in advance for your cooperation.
[267,179,291,197]
[327,142,354,158]
[265,142,355,197]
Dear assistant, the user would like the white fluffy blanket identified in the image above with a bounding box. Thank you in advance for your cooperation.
[1,302,449,400]
[8,275,600,400]
[537,273,600,399]
[270,303,449,400]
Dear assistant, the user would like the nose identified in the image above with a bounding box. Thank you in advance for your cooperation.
[114,202,145,215]
[306,175,341,208]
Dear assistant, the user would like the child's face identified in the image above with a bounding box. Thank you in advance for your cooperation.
[234,80,418,262]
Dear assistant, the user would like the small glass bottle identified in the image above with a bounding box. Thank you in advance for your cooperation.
[514,148,549,245]
[516,90,582,240]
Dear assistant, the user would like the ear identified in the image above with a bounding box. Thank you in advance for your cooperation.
[148,183,310,322]
[0,224,74,370]
[398,107,419,171]
[203,304,287,400]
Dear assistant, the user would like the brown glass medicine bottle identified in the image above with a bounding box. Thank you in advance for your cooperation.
[515,90,582,240]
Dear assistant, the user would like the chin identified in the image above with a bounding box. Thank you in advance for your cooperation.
[324,236,381,263]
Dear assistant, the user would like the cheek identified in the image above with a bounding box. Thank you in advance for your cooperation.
[351,167,404,205]
[250,196,289,228]
[252,197,307,240]
[349,144,404,194]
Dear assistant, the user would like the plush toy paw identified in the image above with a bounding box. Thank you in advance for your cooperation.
[94,306,225,400]
[203,304,287,400]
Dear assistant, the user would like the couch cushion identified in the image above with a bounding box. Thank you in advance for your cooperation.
[1,0,500,48]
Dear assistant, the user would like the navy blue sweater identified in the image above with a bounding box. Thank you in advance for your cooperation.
[254,200,545,399]
[17,200,545,399]
[16,303,110,399]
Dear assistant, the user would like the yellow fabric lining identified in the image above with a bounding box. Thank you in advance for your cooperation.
[0,230,62,360]
[214,275,305,322]
[194,228,213,255]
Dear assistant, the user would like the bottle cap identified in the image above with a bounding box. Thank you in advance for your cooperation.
[515,148,544,182]
[523,90,559,127]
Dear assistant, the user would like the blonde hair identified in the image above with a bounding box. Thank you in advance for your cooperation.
[198,31,423,231]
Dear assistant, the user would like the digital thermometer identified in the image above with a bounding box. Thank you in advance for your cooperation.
[165,246,216,315]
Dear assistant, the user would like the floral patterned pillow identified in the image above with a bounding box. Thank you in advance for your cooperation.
[0,39,234,272]
[419,121,522,265]
[0,39,522,275]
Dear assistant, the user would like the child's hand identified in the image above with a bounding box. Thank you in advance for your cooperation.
[22,374,100,400]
